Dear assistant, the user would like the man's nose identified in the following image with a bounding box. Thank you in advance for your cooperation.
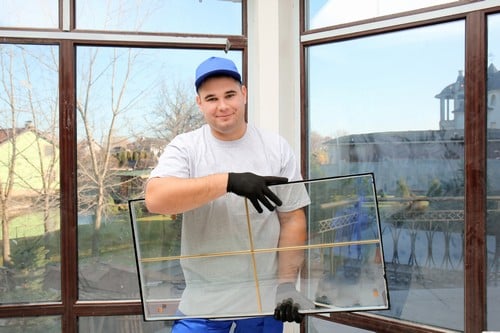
[217,99,229,110]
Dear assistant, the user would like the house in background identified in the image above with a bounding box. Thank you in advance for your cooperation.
[0,121,59,199]
[436,63,500,130]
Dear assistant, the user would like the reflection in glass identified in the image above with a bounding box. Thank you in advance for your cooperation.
[79,316,169,333]
[0,0,58,29]
[308,315,374,333]
[76,0,242,35]
[130,174,388,320]
[0,316,60,333]
[75,46,242,300]
[305,0,459,30]
[0,44,60,304]
[487,13,500,332]
[307,22,465,330]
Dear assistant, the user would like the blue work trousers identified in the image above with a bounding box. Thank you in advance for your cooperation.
[171,316,284,333]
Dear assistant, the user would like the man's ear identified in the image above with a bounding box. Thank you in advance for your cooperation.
[196,94,202,109]
[242,85,247,104]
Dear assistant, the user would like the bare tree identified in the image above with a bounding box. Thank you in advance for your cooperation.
[19,46,60,235]
[0,44,58,266]
[76,47,147,256]
[0,45,18,266]
[147,81,204,143]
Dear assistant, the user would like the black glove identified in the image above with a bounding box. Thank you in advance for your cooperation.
[226,172,287,213]
[274,282,314,323]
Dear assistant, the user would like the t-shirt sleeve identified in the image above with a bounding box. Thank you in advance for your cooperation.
[149,136,190,179]
[277,137,311,211]
[279,136,303,182]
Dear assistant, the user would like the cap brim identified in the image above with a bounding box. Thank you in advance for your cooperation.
[195,70,241,89]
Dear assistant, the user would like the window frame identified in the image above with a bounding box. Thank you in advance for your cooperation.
[0,1,247,332]
[300,1,499,332]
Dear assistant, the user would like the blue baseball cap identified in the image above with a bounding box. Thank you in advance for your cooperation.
[195,57,242,90]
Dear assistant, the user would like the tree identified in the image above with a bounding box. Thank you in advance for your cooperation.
[76,47,146,256]
[0,44,59,266]
[19,46,60,235]
[148,81,204,143]
[0,45,18,266]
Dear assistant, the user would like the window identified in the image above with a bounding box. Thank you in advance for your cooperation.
[0,1,244,331]
[75,0,242,34]
[487,12,500,332]
[304,1,498,332]
[0,0,58,29]
[307,21,465,331]
[0,44,60,305]
[75,46,242,301]
[305,0,460,30]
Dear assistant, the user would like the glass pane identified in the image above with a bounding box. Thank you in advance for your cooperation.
[76,47,242,300]
[76,0,242,35]
[79,316,170,333]
[0,0,58,29]
[307,22,465,330]
[306,0,459,30]
[308,315,374,332]
[130,175,388,320]
[0,316,60,333]
[487,12,500,332]
[0,44,60,303]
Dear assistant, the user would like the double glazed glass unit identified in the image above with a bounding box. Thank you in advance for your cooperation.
[129,174,389,320]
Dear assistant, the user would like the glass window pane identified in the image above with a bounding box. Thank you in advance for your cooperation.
[487,12,500,332]
[0,316,61,332]
[130,175,388,320]
[76,46,242,300]
[307,21,465,330]
[0,44,60,303]
[76,0,242,35]
[79,316,169,333]
[0,0,58,29]
[308,315,374,332]
[306,0,460,30]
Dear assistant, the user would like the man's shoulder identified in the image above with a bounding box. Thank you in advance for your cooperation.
[172,125,207,142]
[249,124,285,142]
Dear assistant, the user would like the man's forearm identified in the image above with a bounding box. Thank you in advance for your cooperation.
[277,209,307,283]
[145,174,228,215]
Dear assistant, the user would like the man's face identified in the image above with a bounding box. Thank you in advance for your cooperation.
[196,76,247,141]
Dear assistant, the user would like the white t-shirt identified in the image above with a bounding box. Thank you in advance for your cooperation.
[149,123,310,316]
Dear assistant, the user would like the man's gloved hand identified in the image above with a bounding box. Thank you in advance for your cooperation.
[274,282,315,323]
[227,172,288,213]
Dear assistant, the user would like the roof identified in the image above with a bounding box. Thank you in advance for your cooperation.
[435,71,464,99]
[0,126,57,147]
[436,63,500,99]
[325,129,500,145]
[113,169,151,178]
[0,128,27,144]
[488,63,500,90]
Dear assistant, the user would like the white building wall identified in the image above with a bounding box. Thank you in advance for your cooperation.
[246,2,302,332]
[247,0,302,163]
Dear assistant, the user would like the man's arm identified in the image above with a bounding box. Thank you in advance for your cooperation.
[277,208,307,283]
[274,207,313,323]
[145,172,288,215]
[145,174,228,215]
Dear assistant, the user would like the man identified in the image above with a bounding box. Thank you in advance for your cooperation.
[145,56,312,332]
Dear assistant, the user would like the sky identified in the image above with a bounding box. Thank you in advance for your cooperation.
[307,3,500,137]
[0,0,241,34]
